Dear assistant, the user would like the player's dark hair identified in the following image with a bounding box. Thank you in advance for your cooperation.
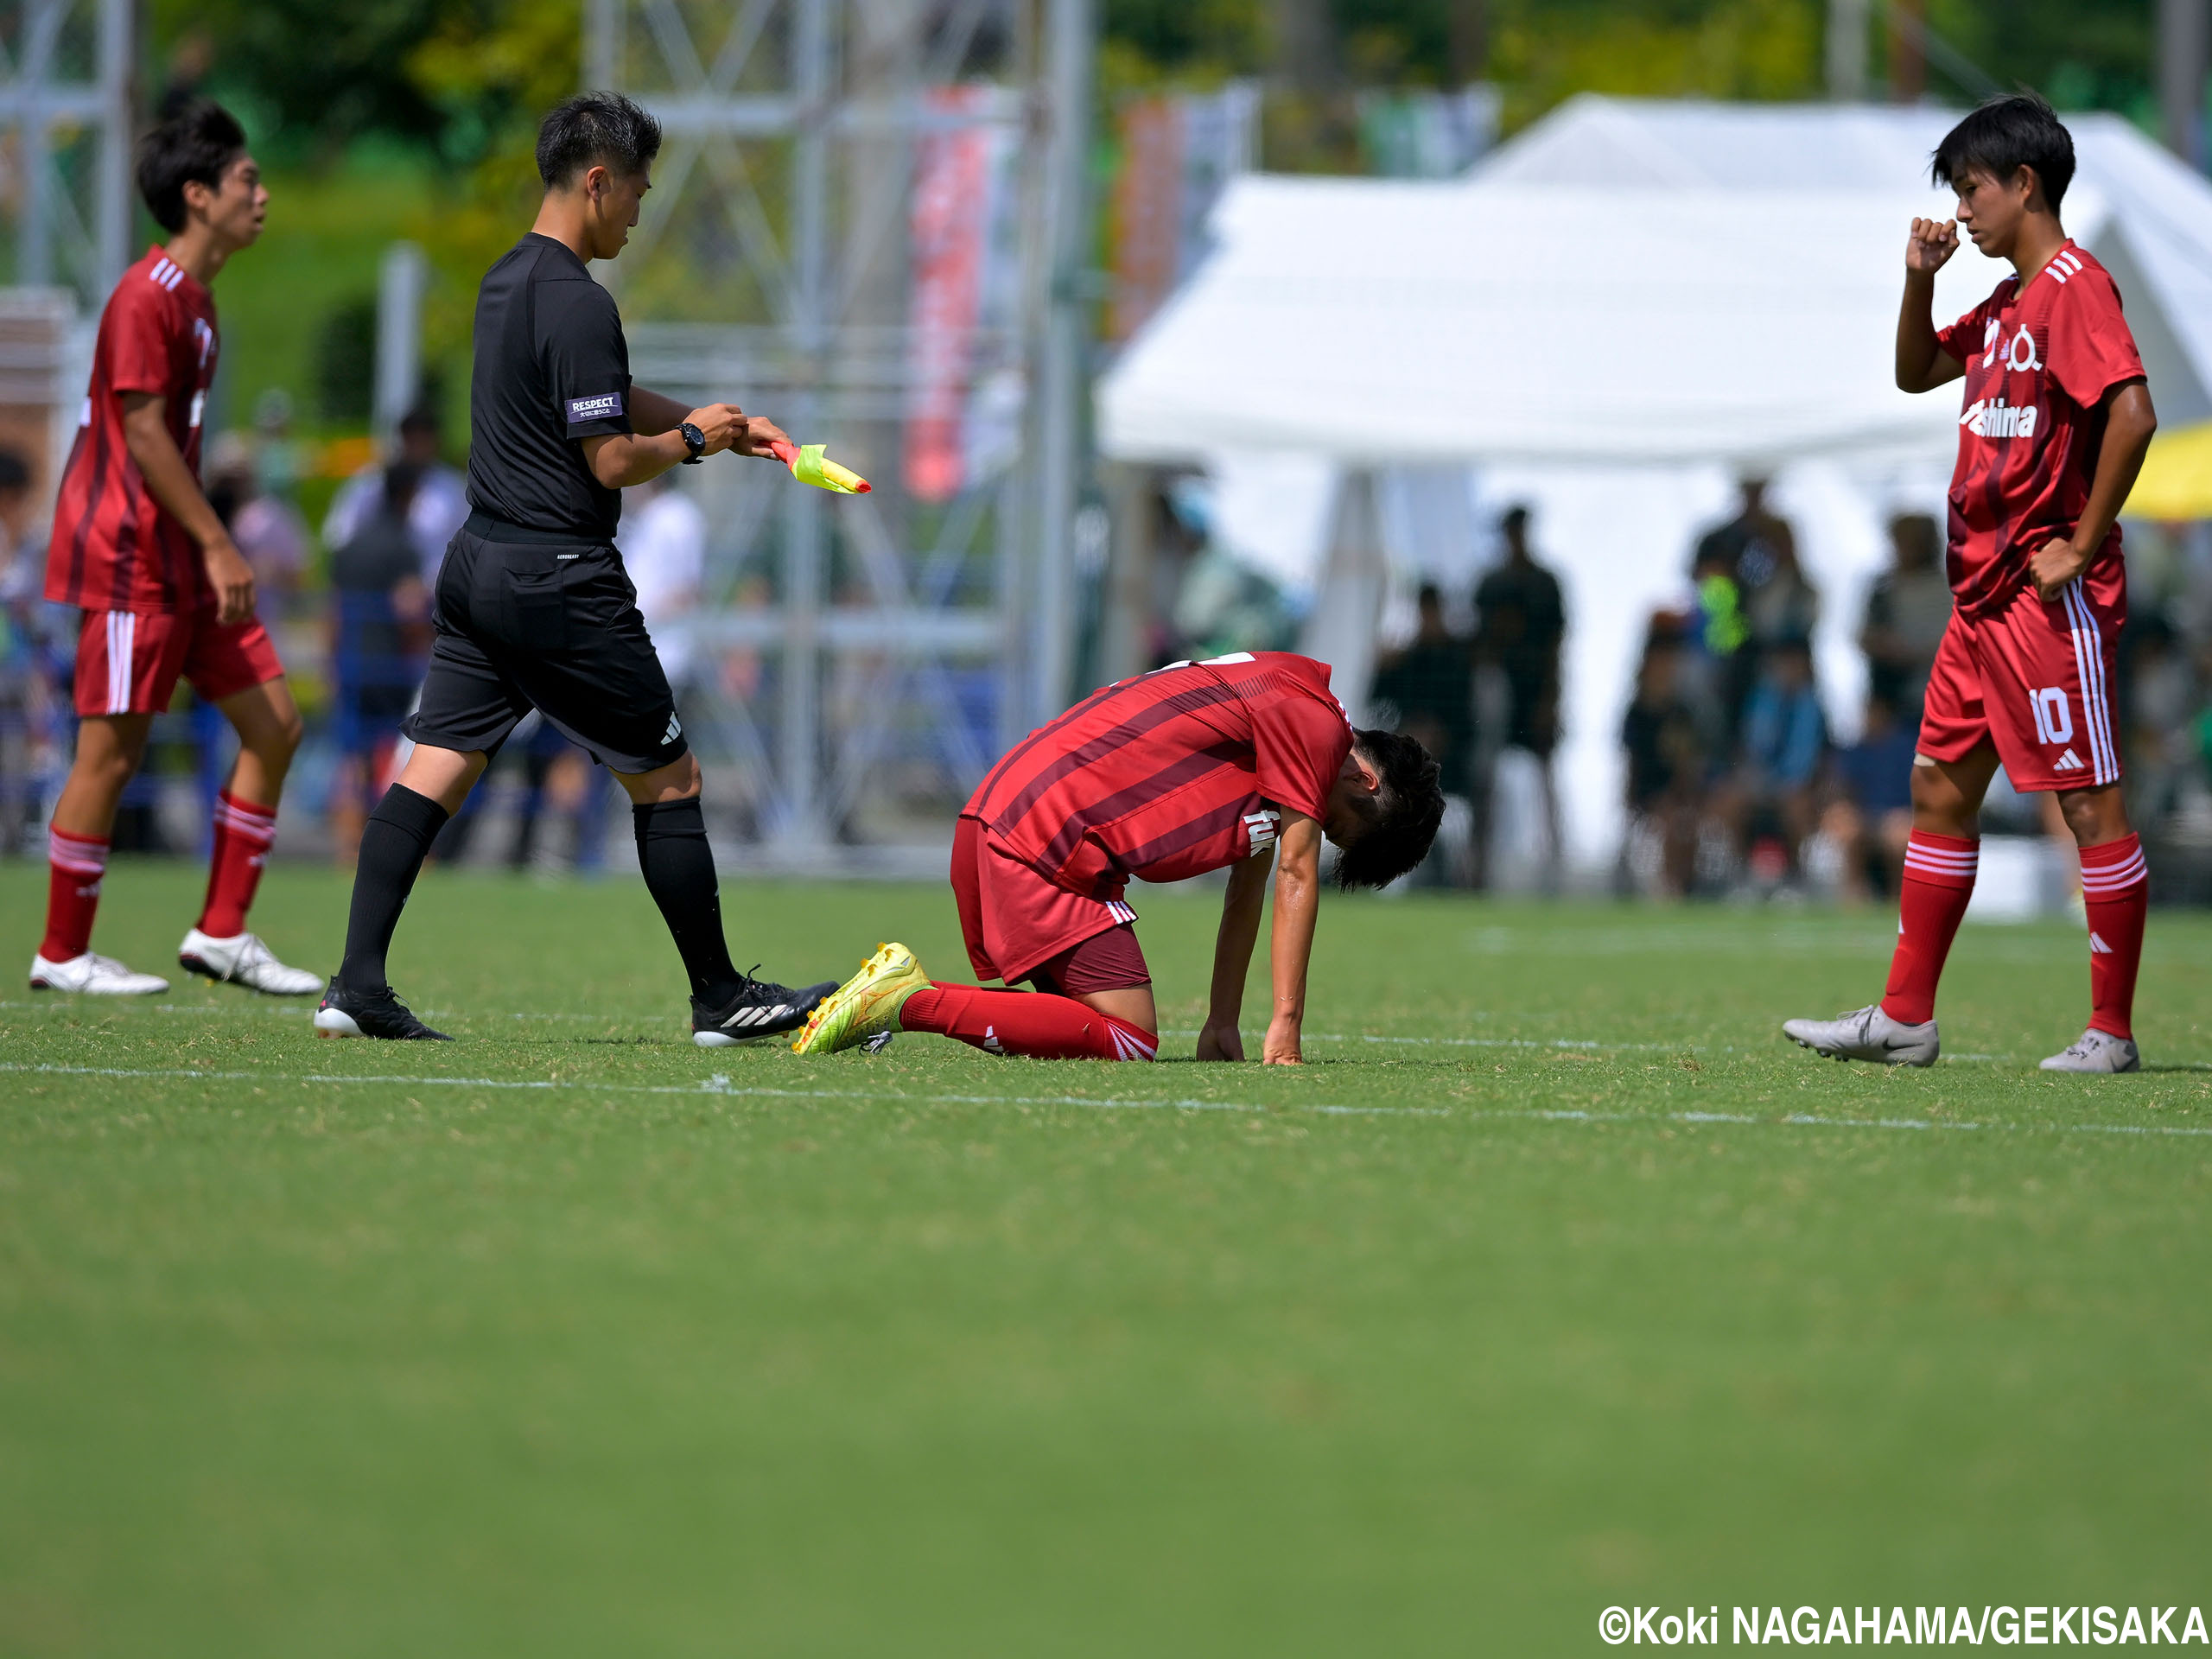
[1932,93,2075,213]
[397,405,441,439]
[0,448,29,493]
[136,99,248,234]
[1332,728,1445,892]
[537,92,663,188]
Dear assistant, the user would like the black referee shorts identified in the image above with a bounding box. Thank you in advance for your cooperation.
[403,521,689,776]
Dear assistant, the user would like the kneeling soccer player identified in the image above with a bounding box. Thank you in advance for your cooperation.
[1784,95,2157,1072]
[794,652,1444,1064]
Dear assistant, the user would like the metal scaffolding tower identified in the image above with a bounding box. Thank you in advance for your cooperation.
[0,0,133,308]
[584,0,1091,863]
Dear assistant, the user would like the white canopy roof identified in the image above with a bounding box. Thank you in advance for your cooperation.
[1097,98,2212,468]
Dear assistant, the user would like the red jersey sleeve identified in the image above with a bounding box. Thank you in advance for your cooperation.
[105,281,179,397]
[2043,265,2144,410]
[1244,658,1356,821]
[1935,290,1993,365]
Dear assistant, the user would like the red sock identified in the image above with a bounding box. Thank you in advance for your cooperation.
[198,791,277,938]
[899,983,1158,1060]
[41,827,109,962]
[1881,831,1979,1026]
[2078,833,2147,1039]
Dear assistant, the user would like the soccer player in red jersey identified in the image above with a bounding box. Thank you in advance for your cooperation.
[793,651,1444,1064]
[1785,95,2158,1072]
[29,103,320,997]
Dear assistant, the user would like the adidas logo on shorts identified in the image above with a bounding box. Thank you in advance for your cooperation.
[664,714,683,745]
[2054,748,2084,772]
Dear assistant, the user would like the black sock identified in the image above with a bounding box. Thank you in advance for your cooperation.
[633,797,743,1006]
[337,785,449,996]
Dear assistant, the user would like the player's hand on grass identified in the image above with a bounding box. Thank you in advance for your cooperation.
[1196,1021,1245,1062]
[201,535,256,625]
[1262,1014,1303,1066]
[2029,536,2092,601]
[1905,218,1959,275]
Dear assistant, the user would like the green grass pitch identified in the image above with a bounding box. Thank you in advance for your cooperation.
[2,861,2208,1656]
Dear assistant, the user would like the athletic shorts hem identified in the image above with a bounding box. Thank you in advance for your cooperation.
[952,815,1147,987]
[71,607,284,718]
[1916,583,2122,794]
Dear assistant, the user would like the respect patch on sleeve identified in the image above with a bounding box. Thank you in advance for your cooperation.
[565,391,625,423]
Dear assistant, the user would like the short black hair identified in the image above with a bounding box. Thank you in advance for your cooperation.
[537,92,663,189]
[1331,728,1446,891]
[1932,92,2075,213]
[137,99,248,233]
[397,405,441,439]
[0,448,30,494]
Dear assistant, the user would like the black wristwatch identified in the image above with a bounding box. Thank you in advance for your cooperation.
[677,422,706,464]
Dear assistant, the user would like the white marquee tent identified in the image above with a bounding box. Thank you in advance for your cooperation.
[1096,97,2212,876]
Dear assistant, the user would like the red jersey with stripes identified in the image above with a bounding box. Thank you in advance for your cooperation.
[1933,240,2142,623]
[44,246,221,613]
[965,652,1356,899]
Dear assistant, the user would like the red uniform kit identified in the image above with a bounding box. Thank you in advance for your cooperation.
[957,651,1356,991]
[1920,240,2143,789]
[46,245,283,715]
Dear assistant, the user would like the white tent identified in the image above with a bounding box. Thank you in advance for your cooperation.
[1094,98,2212,876]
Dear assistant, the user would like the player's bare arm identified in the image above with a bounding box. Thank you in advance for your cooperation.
[2028,378,2156,601]
[1265,810,1324,1065]
[118,391,254,625]
[1897,218,1965,393]
[582,398,793,488]
[1197,846,1274,1062]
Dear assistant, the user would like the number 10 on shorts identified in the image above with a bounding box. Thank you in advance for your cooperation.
[2030,686,2073,746]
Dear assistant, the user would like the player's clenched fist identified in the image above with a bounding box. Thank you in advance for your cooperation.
[1905,217,1959,273]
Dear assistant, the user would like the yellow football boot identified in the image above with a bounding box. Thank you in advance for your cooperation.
[791,942,932,1054]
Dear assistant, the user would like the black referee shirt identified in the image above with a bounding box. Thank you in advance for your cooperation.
[464,232,633,542]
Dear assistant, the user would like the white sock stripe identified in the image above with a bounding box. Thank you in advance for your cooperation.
[1902,847,1978,866]
[2080,855,2148,893]
[48,829,108,875]
[213,806,277,841]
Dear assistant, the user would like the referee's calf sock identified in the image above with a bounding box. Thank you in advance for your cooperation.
[1879,831,1978,1027]
[336,785,449,995]
[2079,833,2148,1039]
[632,798,744,1007]
[899,984,1158,1061]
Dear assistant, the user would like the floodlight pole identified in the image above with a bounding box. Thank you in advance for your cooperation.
[1,0,133,302]
[2159,0,2210,167]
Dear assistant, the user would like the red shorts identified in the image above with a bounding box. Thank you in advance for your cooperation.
[1917,582,2122,792]
[73,607,284,719]
[951,815,1152,990]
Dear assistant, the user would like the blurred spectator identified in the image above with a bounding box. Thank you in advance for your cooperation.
[1745,535,1820,654]
[0,448,48,851]
[1859,512,1951,718]
[1726,635,1827,887]
[327,464,429,863]
[324,406,469,588]
[251,387,305,501]
[1694,478,1797,739]
[1371,582,1475,884]
[620,474,707,696]
[204,431,308,620]
[2122,613,2202,830]
[1473,505,1565,884]
[1619,632,1706,897]
[1371,582,1474,795]
[1818,694,1917,901]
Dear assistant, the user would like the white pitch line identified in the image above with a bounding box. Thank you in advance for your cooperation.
[3,1061,2208,1139]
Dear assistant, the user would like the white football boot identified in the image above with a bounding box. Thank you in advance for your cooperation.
[2039,1029,2141,1074]
[29,950,170,995]
[177,928,323,996]
[1782,1004,1941,1067]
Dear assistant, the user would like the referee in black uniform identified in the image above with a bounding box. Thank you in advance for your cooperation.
[317,92,835,1043]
